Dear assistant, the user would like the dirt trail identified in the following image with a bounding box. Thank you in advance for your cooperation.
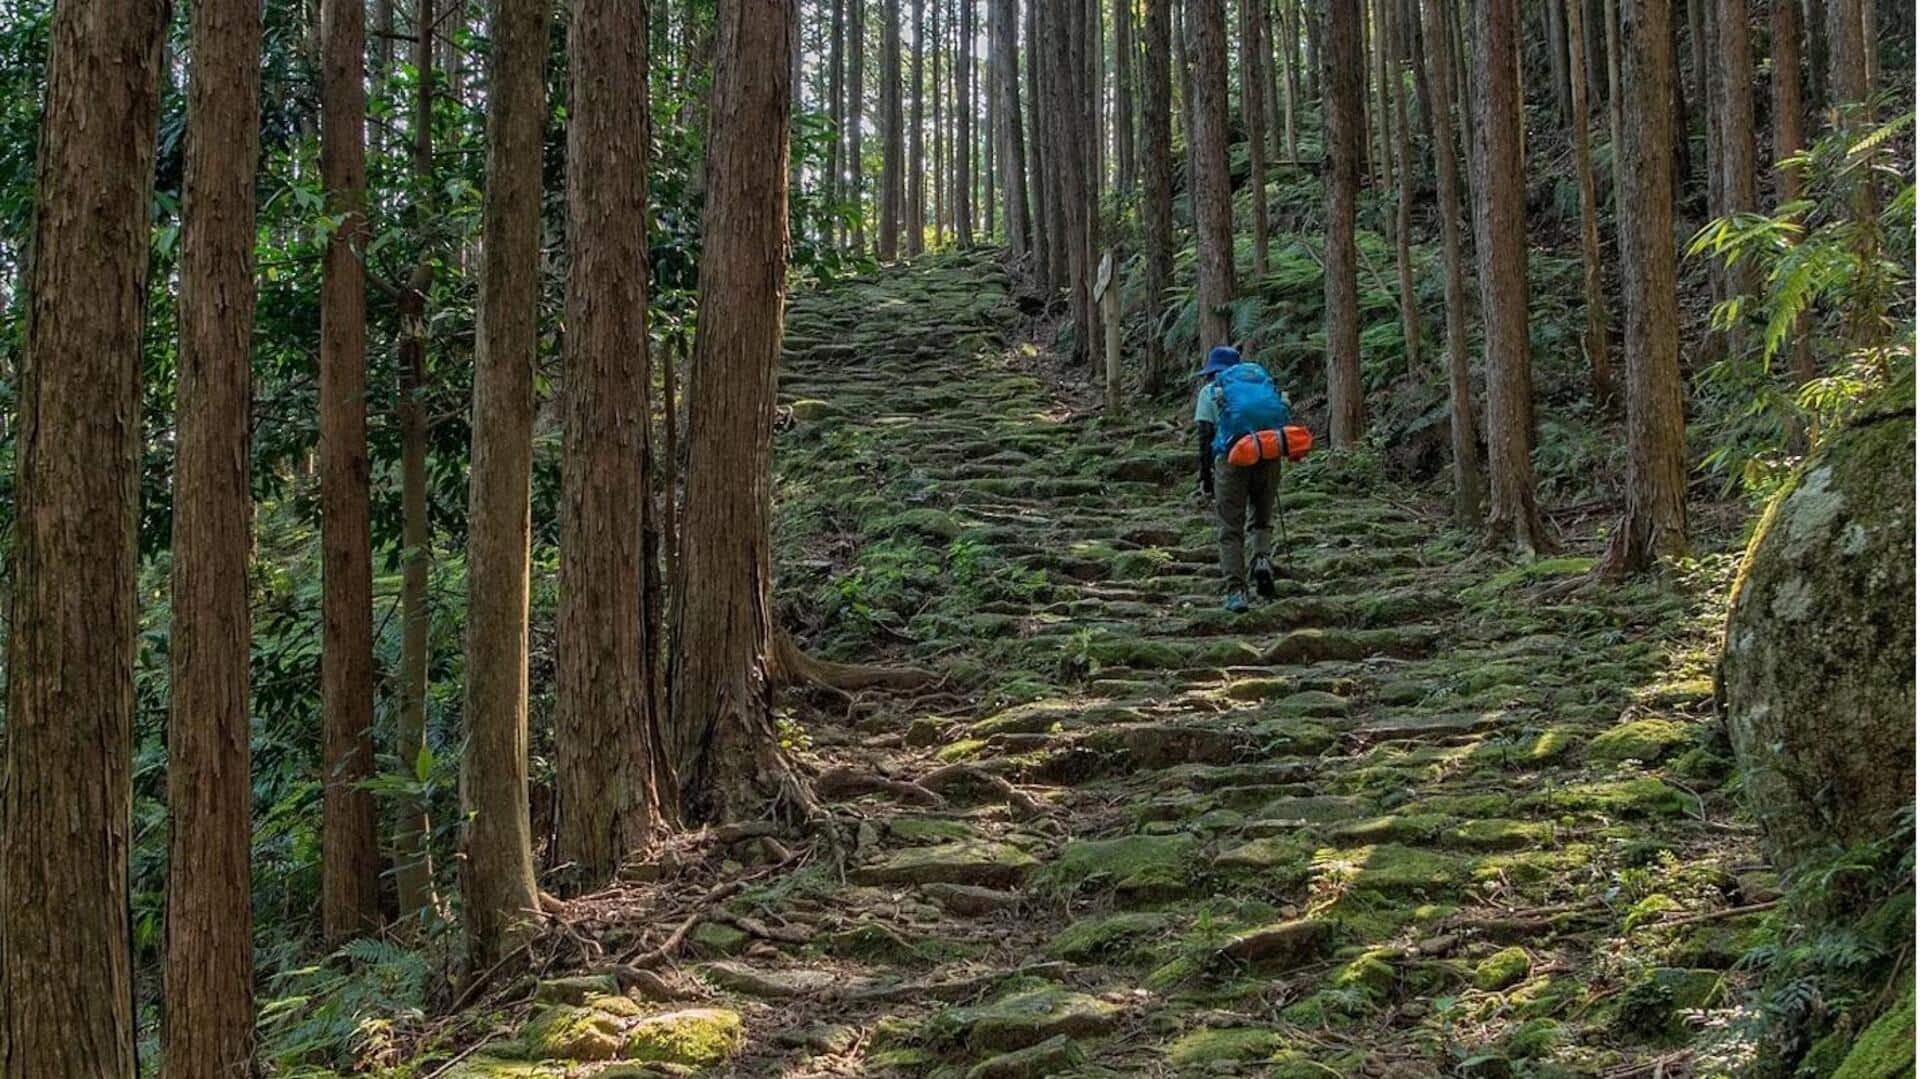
[441,253,1764,1078]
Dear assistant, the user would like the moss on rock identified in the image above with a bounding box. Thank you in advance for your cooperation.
[1722,374,1915,872]
[621,1007,744,1067]
[1473,947,1532,991]
[1833,984,1916,1079]
[1587,717,1695,764]
[1165,1026,1284,1068]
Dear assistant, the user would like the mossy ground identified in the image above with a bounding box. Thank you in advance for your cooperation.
[400,254,1779,1076]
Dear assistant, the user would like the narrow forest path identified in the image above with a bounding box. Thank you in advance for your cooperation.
[450,253,1766,1078]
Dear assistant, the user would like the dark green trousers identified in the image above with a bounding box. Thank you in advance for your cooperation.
[1214,456,1281,587]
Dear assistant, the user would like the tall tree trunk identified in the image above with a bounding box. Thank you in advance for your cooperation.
[934,0,947,246]
[1583,0,1606,111]
[1030,0,1060,291]
[851,0,867,253]
[1143,0,1175,392]
[1669,5,1692,195]
[1116,0,1138,194]
[3,2,166,1076]
[167,0,260,1070]
[1801,0,1825,114]
[672,0,813,825]
[1605,0,1688,572]
[1715,0,1757,300]
[393,0,438,927]
[1470,0,1546,552]
[879,0,903,258]
[1772,0,1813,383]
[557,0,671,894]
[320,0,381,945]
[1045,0,1090,354]
[1303,0,1321,101]
[1418,0,1485,524]
[1280,0,1301,161]
[991,0,1030,261]
[1686,0,1707,121]
[1322,0,1365,443]
[1387,0,1419,376]
[1189,0,1235,348]
[830,0,846,242]
[1825,0,1875,346]
[1567,0,1614,404]
[464,0,549,968]
[1370,0,1390,189]
[1241,0,1272,278]
[1403,0,1432,163]
[1546,0,1572,119]
[957,0,976,246]
[910,0,927,254]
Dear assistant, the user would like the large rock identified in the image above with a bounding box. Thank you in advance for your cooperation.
[1721,377,1915,871]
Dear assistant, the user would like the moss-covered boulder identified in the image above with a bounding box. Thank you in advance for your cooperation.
[962,987,1122,1052]
[1832,983,1915,1079]
[1721,377,1915,870]
[520,1003,628,1061]
[621,1007,744,1067]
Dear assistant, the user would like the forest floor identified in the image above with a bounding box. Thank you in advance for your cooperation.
[430,252,1776,1078]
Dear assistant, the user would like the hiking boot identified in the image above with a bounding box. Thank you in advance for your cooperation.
[1252,555,1277,599]
[1223,589,1250,614]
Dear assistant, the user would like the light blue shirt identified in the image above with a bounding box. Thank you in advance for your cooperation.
[1193,380,1221,425]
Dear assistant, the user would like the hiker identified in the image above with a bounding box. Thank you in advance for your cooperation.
[1193,345,1293,613]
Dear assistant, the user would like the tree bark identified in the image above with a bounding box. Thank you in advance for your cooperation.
[1546,0,1573,119]
[934,0,947,246]
[1116,0,1138,194]
[910,0,927,254]
[671,0,814,825]
[1469,0,1546,552]
[851,0,868,253]
[557,0,672,894]
[879,0,904,258]
[991,0,1030,261]
[1322,0,1366,443]
[1189,0,1235,349]
[957,0,976,246]
[1387,0,1419,376]
[1241,0,1273,278]
[830,0,846,242]
[166,0,260,1070]
[393,0,438,927]
[1280,0,1301,161]
[1566,0,1614,405]
[1604,0,1689,572]
[3,3,166,1076]
[320,0,382,945]
[1771,0,1813,383]
[1045,0,1092,357]
[1419,0,1485,524]
[1715,0,1758,300]
[1143,0,1175,392]
[464,0,549,967]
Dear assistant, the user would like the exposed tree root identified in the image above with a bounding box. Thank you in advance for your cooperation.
[774,631,941,693]
[919,763,1044,817]
[814,765,946,807]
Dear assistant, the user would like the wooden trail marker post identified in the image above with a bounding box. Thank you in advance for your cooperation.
[1095,249,1121,411]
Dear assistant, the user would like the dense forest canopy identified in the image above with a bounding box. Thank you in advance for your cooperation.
[0,0,1913,1075]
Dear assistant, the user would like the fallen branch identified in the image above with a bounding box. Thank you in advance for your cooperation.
[1654,900,1778,930]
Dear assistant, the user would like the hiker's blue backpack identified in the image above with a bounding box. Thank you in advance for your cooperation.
[1210,363,1291,456]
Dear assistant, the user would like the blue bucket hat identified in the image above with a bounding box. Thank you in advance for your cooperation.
[1198,345,1240,378]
